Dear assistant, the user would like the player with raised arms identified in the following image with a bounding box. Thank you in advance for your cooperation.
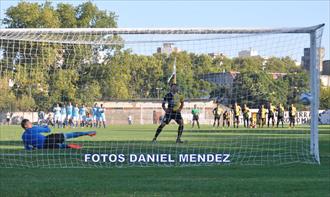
[21,119,96,150]
[152,83,184,143]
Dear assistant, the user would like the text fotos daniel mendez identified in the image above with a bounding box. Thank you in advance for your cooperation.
[84,153,231,163]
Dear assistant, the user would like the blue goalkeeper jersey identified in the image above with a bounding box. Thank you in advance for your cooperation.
[21,126,51,150]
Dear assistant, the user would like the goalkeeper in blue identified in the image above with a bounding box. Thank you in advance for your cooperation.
[152,84,184,143]
[21,119,96,150]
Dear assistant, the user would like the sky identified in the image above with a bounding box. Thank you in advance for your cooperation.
[0,0,329,59]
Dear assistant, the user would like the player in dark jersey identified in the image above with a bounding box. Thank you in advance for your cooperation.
[289,104,297,128]
[233,102,241,128]
[276,103,285,128]
[212,104,222,128]
[152,84,184,143]
[242,104,250,128]
[267,102,276,128]
[258,104,267,128]
[223,110,230,128]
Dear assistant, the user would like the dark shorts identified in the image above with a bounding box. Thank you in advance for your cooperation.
[289,116,295,121]
[193,115,199,121]
[214,115,220,120]
[6,118,10,122]
[44,133,65,149]
[162,111,183,124]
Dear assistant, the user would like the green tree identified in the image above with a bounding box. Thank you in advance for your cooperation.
[0,77,16,112]
[77,80,102,105]
[76,2,117,28]
[320,87,330,109]
[48,69,79,104]
[232,56,264,72]
[231,70,287,107]
[1,1,315,110]
[39,1,60,28]
[1,1,118,110]
[56,3,77,28]
[15,95,36,112]
[3,1,118,28]
[3,2,40,28]
[283,72,309,108]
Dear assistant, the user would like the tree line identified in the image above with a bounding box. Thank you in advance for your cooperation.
[0,1,329,112]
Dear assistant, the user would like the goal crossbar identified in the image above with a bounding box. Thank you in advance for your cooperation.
[0,24,325,35]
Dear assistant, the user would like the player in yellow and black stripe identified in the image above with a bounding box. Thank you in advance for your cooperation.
[233,102,241,128]
[223,110,230,128]
[267,102,276,128]
[152,84,184,143]
[276,103,285,128]
[289,104,297,128]
[258,104,267,128]
[212,103,223,128]
[242,104,250,128]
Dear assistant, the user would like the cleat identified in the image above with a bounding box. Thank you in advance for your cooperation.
[68,144,82,149]
[176,139,184,144]
[152,138,157,143]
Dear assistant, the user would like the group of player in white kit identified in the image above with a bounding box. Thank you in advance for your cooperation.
[52,102,106,128]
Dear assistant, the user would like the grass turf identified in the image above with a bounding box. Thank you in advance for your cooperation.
[0,124,329,196]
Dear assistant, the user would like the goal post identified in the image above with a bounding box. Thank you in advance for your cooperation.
[309,24,324,164]
[0,24,325,168]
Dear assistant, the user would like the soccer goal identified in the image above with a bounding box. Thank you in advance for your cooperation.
[0,24,324,168]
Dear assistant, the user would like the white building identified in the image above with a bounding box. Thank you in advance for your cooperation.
[157,43,181,55]
[238,48,258,57]
[320,75,330,87]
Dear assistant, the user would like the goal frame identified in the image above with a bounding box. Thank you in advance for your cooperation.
[0,24,324,164]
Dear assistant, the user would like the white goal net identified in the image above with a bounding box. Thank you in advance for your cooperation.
[0,25,324,167]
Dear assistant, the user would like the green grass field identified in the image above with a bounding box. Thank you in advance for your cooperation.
[0,124,329,196]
